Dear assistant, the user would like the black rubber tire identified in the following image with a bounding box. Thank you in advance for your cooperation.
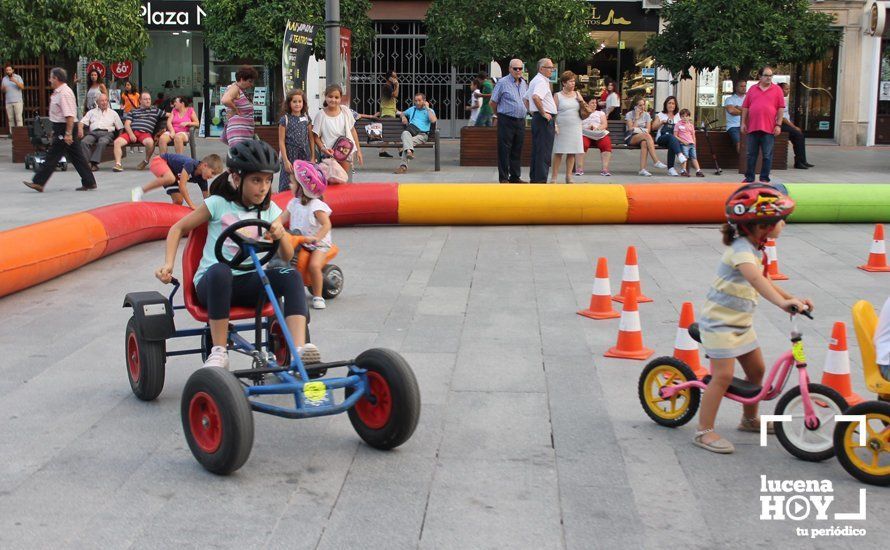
[125,316,166,401]
[774,383,847,462]
[638,356,701,428]
[181,367,254,475]
[346,348,421,450]
[833,400,890,486]
[321,265,344,300]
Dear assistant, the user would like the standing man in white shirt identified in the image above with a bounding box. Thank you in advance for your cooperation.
[78,93,124,171]
[525,58,557,183]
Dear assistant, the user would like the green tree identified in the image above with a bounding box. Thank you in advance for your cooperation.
[203,0,373,66]
[644,0,839,83]
[425,0,593,67]
[0,0,148,62]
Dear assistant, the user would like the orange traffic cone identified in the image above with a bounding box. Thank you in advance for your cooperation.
[604,288,653,360]
[858,224,890,272]
[820,322,864,406]
[673,302,708,379]
[613,246,653,303]
[578,258,621,320]
[764,239,789,280]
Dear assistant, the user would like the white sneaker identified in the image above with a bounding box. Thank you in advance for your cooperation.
[668,167,679,177]
[298,343,321,364]
[311,296,326,309]
[204,346,229,369]
[131,187,144,202]
[654,161,667,169]
[638,169,653,177]
[677,153,687,164]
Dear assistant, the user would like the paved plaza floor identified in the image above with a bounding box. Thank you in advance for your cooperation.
[0,137,888,548]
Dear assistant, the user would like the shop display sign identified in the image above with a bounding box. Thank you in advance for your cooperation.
[818,121,830,131]
[697,68,717,107]
[141,1,206,30]
[110,61,133,80]
[585,1,660,31]
[881,82,890,101]
[86,61,106,79]
[253,87,267,107]
[641,68,656,78]
[282,20,316,95]
[339,28,352,102]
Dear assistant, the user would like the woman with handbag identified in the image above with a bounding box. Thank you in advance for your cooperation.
[311,84,363,173]
[577,98,613,177]
[651,95,687,176]
[550,71,585,183]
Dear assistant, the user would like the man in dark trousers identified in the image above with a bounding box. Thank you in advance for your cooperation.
[778,82,814,169]
[489,59,529,183]
[525,58,557,183]
[23,68,97,192]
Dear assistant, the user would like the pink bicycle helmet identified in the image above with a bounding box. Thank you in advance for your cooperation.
[291,160,327,199]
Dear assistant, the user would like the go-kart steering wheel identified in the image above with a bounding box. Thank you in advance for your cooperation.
[215,218,279,270]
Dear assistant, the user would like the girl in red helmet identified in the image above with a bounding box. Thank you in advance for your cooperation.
[694,184,814,454]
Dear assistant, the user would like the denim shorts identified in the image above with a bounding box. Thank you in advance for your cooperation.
[681,144,697,160]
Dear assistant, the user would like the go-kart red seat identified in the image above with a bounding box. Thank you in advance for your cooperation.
[182,223,276,323]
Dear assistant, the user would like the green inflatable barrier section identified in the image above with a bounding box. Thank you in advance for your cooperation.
[785,184,890,223]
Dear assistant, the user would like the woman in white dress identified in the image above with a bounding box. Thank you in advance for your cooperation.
[551,71,585,183]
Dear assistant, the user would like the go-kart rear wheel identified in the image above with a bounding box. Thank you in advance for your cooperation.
[321,265,344,300]
[638,357,700,427]
[125,316,166,401]
[774,383,846,462]
[346,349,420,450]
[181,367,254,475]
[833,400,890,486]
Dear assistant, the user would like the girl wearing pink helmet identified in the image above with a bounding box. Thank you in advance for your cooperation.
[278,160,334,310]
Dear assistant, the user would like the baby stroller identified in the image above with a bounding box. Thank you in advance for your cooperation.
[23,116,67,172]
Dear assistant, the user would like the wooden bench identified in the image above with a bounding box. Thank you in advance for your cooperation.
[11,122,120,164]
[459,126,532,167]
[358,118,441,171]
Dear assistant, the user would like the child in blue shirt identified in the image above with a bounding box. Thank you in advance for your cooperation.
[155,141,319,369]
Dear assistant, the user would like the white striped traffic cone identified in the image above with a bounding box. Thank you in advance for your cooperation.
[673,302,708,379]
[858,224,890,272]
[613,246,653,303]
[764,239,789,280]
[604,288,653,360]
[820,321,864,406]
[577,257,620,320]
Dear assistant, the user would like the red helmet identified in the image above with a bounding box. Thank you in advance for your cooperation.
[725,183,795,225]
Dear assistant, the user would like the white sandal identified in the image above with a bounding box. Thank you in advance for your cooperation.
[693,428,735,454]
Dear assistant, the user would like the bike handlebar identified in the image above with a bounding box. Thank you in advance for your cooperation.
[789,305,813,320]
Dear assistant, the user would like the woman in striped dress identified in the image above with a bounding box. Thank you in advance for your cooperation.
[221,66,257,147]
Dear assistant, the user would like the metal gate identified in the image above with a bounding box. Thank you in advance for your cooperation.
[349,21,484,138]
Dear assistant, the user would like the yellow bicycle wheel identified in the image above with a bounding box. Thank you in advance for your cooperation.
[638,357,700,427]
[833,401,890,486]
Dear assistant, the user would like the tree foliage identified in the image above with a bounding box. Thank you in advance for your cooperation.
[645,0,839,83]
[425,0,593,67]
[0,0,149,61]
[203,0,373,66]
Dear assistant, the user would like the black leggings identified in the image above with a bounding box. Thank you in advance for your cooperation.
[196,263,308,321]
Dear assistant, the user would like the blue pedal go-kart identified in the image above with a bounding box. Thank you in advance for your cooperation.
[123,219,421,474]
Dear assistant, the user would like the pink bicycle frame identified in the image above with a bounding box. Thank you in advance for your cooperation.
[661,350,822,429]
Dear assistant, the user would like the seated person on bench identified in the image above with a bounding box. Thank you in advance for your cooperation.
[878,297,890,382]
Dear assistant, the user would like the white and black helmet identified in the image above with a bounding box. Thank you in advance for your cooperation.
[226,140,279,174]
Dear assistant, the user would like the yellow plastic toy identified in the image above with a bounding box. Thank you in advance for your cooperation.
[832,300,890,486]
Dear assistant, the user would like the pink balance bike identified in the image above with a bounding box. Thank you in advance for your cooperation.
[638,308,848,461]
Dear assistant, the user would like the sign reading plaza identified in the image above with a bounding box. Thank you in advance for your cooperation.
[140,1,206,30]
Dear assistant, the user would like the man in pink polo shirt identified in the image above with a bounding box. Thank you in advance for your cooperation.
[740,65,785,183]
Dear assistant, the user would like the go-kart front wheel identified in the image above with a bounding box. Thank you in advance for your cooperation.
[638,357,700,427]
[833,400,890,486]
[125,317,166,401]
[774,383,846,462]
[322,265,344,300]
[181,367,254,475]
[346,349,420,450]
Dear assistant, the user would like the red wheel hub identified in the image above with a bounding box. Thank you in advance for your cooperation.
[269,321,288,365]
[127,333,140,382]
[354,372,392,429]
[189,391,222,453]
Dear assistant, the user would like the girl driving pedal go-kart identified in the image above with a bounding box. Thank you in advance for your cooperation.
[155,140,319,370]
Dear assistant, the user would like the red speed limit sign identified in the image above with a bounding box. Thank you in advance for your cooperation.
[110,61,133,80]
[86,61,106,78]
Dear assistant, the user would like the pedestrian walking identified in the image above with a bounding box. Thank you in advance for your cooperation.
[489,59,528,183]
[551,71,584,183]
[23,68,97,192]
[474,71,494,127]
[78,93,123,171]
[220,66,257,148]
[741,66,785,183]
[525,58,557,183]
[723,81,746,152]
[467,79,482,125]
[2,64,25,132]
[278,89,314,192]
[778,82,813,169]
